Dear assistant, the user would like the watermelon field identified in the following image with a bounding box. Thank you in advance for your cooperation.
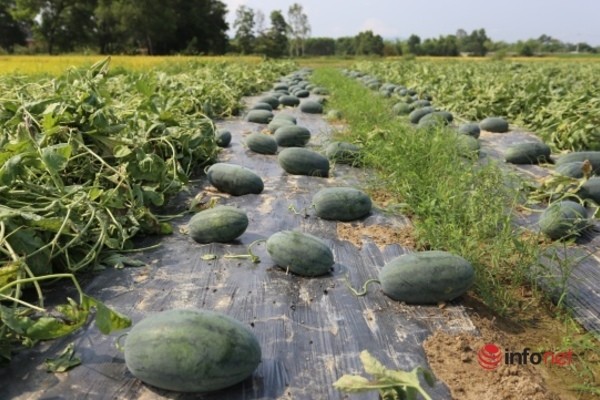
[0,56,599,399]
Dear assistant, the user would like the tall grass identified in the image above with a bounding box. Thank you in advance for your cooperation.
[313,68,541,314]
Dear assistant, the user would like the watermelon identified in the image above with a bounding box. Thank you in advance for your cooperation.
[124,309,261,392]
[266,231,334,276]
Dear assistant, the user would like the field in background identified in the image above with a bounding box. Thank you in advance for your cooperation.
[0,55,265,76]
[3,54,600,76]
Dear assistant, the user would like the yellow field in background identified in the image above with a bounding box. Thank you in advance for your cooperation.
[2,54,599,76]
[0,55,265,76]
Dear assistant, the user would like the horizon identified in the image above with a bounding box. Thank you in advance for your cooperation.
[222,0,600,46]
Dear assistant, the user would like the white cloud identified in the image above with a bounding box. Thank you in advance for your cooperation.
[359,18,400,38]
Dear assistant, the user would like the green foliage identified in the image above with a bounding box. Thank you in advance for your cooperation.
[304,37,336,56]
[233,5,255,55]
[352,60,600,151]
[287,3,310,57]
[459,28,489,56]
[421,35,459,56]
[0,57,296,362]
[14,0,97,54]
[313,68,542,314]
[334,350,435,400]
[406,34,421,55]
[0,0,27,52]
[44,343,81,372]
[14,0,230,55]
[355,30,384,56]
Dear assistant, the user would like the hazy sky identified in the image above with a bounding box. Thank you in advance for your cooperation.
[222,0,600,45]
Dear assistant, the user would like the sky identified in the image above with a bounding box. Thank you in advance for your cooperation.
[221,0,600,45]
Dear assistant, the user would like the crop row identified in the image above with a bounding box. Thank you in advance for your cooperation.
[0,58,295,362]
[352,60,600,151]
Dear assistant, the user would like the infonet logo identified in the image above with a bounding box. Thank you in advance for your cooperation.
[477,343,574,370]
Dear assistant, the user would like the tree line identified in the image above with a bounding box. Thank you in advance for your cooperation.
[1,1,598,56]
[1,0,229,54]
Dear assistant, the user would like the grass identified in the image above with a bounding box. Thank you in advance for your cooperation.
[313,67,541,315]
[312,67,599,396]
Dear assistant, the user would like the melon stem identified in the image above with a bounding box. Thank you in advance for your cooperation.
[223,239,265,263]
[344,275,380,296]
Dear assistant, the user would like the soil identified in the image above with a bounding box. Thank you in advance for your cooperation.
[423,295,595,400]
[337,222,416,249]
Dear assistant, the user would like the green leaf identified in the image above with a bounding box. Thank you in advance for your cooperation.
[333,351,435,400]
[41,143,72,173]
[418,367,436,387]
[113,145,132,158]
[3,222,52,276]
[142,187,164,206]
[0,263,20,293]
[88,187,104,201]
[45,343,81,373]
[99,253,147,269]
[159,222,173,235]
[29,217,68,233]
[87,57,111,79]
[361,350,390,378]
[332,375,371,392]
[0,304,87,340]
[0,155,24,185]
[82,295,132,334]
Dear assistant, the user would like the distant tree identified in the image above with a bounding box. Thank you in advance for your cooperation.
[383,39,402,56]
[1,0,27,52]
[304,37,335,56]
[515,39,538,56]
[95,0,123,54]
[461,28,489,56]
[438,35,459,56]
[536,34,565,53]
[407,34,421,55]
[14,0,97,54]
[420,38,435,55]
[335,36,355,55]
[254,10,288,57]
[233,5,255,54]
[254,9,266,36]
[266,10,288,57]
[287,3,310,56]
[172,0,229,55]
[94,0,228,55]
[455,28,467,40]
[355,30,384,56]
[576,42,596,53]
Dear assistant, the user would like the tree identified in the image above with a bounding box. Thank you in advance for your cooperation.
[172,0,229,55]
[383,39,402,56]
[335,36,355,55]
[233,5,254,54]
[254,9,266,36]
[14,0,97,54]
[461,28,489,56]
[355,30,383,56]
[95,0,123,54]
[114,0,178,54]
[516,40,535,56]
[407,34,421,55]
[576,42,596,53]
[254,10,288,58]
[287,3,310,57]
[94,0,228,55]
[1,0,27,52]
[304,37,335,56]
